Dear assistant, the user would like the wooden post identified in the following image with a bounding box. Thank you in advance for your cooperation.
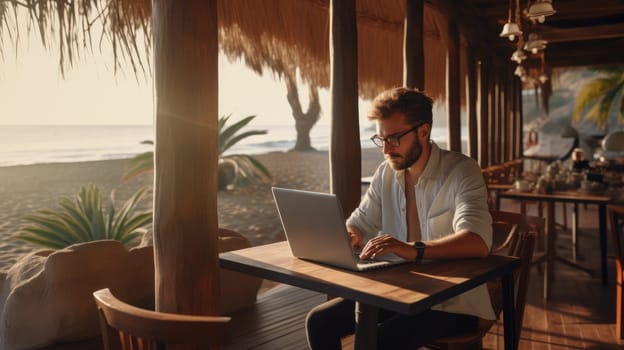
[446,19,461,151]
[403,0,425,90]
[488,66,496,166]
[330,0,361,216]
[478,57,490,168]
[517,78,524,159]
[152,0,220,316]
[466,45,478,160]
[500,70,508,162]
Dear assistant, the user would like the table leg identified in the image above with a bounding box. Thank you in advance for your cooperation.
[502,272,517,350]
[545,201,555,300]
[355,302,378,350]
[572,202,579,261]
[599,204,608,286]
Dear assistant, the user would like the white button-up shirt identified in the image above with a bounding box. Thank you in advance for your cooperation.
[347,142,495,320]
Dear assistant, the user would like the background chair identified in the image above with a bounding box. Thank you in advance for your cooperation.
[609,204,624,340]
[93,288,230,350]
[430,210,539,350]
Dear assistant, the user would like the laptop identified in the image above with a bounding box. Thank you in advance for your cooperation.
[271,187,409,271]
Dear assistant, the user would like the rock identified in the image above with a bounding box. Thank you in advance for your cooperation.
[0,230,261,349]
[0,241,153,350]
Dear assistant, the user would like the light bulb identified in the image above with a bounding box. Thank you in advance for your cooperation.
[538,15,545,23]
[509,34,515,41]
[532,48,538,54]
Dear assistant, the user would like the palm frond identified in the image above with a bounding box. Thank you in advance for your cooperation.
[573,78,616,120]
[219,115,257,154]
[122,151,154,182]
[221,130,267,154]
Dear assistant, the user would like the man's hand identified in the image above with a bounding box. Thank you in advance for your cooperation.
[348,230,364,249]
[359,233,417,261]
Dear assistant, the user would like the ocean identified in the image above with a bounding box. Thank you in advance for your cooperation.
[0,124,452,167]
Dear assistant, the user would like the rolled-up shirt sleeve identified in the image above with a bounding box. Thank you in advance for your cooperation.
[452,161,493,250]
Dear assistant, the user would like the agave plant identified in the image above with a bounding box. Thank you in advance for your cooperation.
[15,185,152,249]
[123,115,271,190]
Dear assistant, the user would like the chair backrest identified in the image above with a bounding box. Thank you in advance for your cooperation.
[93,288,231,350]
[609,205,624,266]
[430,210,538,349]
[489,210,540,345]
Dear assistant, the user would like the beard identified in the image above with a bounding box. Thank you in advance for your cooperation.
[386,140,423,170]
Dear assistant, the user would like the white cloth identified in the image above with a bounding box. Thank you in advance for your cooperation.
[347,142,495,320]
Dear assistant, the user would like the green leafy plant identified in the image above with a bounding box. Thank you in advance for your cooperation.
[123,115,271,190]
[15,185,152,249]
[573,66,624,128]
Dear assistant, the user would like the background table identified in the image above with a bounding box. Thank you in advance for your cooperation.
[498,190,611,299]
[220,241,521,350]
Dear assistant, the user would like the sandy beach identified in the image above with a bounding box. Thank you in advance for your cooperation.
[0,148,385,272]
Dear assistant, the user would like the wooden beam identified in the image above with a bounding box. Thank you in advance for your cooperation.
[475,0,624,20]
[446,19,461,151]
[540,23,624,43]
[330,0,361,216]
[403,0,425,90]
[152,0,220,315]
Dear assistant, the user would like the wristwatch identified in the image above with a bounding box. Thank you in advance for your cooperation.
[413,241,426,261]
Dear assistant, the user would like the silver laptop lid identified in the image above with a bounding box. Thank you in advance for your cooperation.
[271,187,359,270]
[272,187,408,271]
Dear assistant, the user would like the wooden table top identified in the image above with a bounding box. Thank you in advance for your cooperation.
[498,189,612,204]
[220,241,520,315]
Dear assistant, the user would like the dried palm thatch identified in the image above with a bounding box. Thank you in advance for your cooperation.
[0,0,151,76]
[220,0,451,100]
[1,0,452,101]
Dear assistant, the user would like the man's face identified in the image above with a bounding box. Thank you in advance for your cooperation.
[376,112,424,170]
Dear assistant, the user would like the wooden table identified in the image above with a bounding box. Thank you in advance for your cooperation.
[487,183,514,209]
[220,241,521,350]
[498,190,612,299]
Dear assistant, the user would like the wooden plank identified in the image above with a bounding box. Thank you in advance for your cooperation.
[224,286,325,350]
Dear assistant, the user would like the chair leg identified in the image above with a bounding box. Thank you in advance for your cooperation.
[618,268,624,340]
[562,203,568,230]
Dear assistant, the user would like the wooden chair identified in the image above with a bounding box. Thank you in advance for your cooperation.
[93,288,230,350]
[430,210,539,350]
[608,204,624,340]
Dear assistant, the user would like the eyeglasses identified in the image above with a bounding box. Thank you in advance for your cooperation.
[370,123,424,148]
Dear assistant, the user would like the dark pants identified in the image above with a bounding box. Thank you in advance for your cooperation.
[305,297,479,350]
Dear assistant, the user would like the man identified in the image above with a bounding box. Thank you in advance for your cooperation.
[306,87,494,349]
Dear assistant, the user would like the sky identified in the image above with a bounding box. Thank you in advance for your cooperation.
[0,35,311,126]
[0,22,374,128]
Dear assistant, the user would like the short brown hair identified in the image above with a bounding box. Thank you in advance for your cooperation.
[367,87,433,126]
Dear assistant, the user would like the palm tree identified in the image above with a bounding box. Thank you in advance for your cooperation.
[123,115,271,190]
[573,66,624,129]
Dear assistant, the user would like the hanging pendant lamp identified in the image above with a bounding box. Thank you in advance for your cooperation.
[528,0,557,20]
[500,0,522,41]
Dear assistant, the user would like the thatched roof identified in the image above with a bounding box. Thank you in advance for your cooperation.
[220,0,450,100]
[1,0,452,101]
